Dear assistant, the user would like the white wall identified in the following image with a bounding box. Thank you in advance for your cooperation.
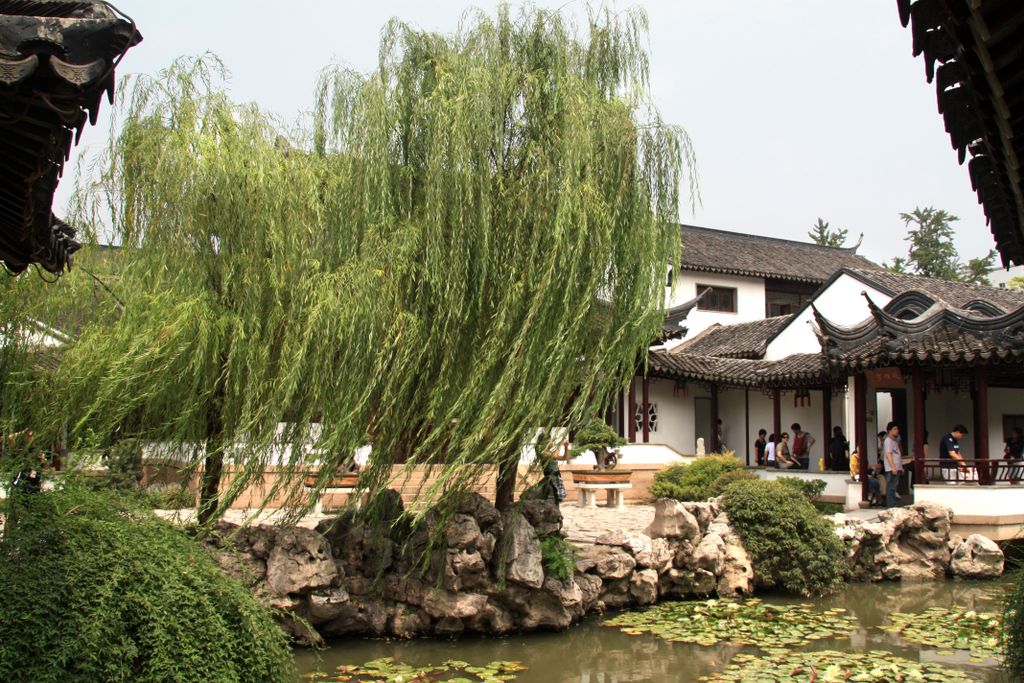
[765,273,892,360]
[668,271,765,339]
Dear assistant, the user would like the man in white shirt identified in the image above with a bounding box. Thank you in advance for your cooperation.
[765,434,777,467]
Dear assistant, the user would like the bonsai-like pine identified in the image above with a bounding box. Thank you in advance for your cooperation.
[571,419,627,470]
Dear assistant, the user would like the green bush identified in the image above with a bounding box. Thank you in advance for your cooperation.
[0,487,293,683]
[1004,568,1024,679]
[538,534,578,582]
[721,479,846,597]
[776,476,826,501]
[650,455,744,501]
[707,468,758,498]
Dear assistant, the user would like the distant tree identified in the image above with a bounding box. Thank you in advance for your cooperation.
[883,256,910,274]
[1009,276,1024,291]
[961,249,997,285]
[807,218,848,248]
[900,207,962,280]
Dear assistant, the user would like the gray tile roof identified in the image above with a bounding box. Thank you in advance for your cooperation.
[679,225,881,284]
[673,316,792,359]
[847,267,1024,311]
[648,350,828,389]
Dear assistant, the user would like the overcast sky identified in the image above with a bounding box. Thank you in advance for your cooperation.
[58,1,1001,267]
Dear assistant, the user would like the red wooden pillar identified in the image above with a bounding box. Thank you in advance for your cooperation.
[642,376,650,444]
[974,365,991,484]
[617,388,626,439]
[912,366,926,486]
[854,373,868,501]
[710,384,720,452]
[627,377,636,443]
[821,384,832,470]
[772,388,781,446]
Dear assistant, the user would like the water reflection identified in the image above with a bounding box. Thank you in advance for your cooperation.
[295,579,1012,682]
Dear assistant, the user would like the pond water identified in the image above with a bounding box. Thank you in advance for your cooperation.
[295,579,1013,682]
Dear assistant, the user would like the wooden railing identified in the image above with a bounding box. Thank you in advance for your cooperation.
[917,458,1023,485]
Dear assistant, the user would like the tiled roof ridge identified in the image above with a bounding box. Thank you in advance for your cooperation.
[680,223,864,256]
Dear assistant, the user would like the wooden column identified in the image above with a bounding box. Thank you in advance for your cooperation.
[854,373,868,501]
[627,377,636,443]
[821,384,832,470]
[744,389,751,466]
[772,388,781,445]
[710,384,720,452]
[912,366,926,486]
[641,376,650,444]
[975,365,991,484]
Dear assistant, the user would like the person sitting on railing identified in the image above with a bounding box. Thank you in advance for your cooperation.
[939,424,969,482]
[1004,427,1023,485]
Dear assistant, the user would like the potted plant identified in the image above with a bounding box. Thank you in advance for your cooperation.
[568,418,631,484]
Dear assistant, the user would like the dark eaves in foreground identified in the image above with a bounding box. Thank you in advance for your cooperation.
[0,0,140,275]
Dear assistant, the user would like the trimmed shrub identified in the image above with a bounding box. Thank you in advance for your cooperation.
[0,487,293,683]
[721,479,846,597]
[776,476,826,501]
[708,468,758,498]
[650,455,744,501]
[1004,568,1024,679]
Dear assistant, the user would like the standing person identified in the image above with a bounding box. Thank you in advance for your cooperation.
[882,422,903,508]
[765,433,777,468]
[829,426,850,472]
[776,433,799,469]
[791,423,815,470]
[939,424,969,482]
[754,429,767,466]
[716,419,727,452]
[1004,427,1023,484]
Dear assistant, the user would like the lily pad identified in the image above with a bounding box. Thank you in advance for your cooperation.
[879,606,1003,660]
[696,649,978,682]
[603,598,857,649]
[313,657,526,682]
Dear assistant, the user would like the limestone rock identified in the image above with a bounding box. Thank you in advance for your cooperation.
[444,549,489,592]
[717,543,754,598]
[692,532,726,574]
[574,573,603,611]
[521,499,563,536]
[265,527,338,596]
[645,499,700,542]
[307,587,351,622]
[505,515,544,588]
[421,589,488,619]
[578,545,636,580]
[322,597,389,636]
[446,513,483,549]
[434,616,465,637]
[693,568,717,594]
[629,568,659,605]
[950,534,1004,579]
[390,605,431,638]
[635,537,673,572]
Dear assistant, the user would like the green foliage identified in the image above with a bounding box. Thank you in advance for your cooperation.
[103,438,144,490]
[807,217,847,248]
[538,534,578,582]
[570,419,626,458]
[962,249,997,285]
[649,455,744,501]
[706,468,758,498]
[0,487,293,683]
[901,207,962,281]
[605,599,857,648]
[31,5,695,532]
[1004,569,1024,678]
[721,479,846,597]
[776,476,826,501]
[1009,275,1024,291]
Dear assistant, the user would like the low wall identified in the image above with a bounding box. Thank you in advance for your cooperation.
[751,468,849,503]
[913,484,1024,541]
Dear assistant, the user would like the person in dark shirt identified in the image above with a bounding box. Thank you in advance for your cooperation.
[828,426,849,472]
[754,429,767,466]
[1004,427,1023,483]
[939,424,968,482]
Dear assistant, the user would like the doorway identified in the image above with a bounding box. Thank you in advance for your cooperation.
[695,397,710,454]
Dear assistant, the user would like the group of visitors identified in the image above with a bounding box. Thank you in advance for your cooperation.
[753,423,816,470]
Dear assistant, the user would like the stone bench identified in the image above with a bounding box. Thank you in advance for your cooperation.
[303,475,363,515]
[576,482,631,509]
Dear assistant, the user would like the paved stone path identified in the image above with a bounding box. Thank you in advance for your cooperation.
[561,502,655,545]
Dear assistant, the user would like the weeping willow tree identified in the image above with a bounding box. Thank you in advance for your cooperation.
[40,4,694,527]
